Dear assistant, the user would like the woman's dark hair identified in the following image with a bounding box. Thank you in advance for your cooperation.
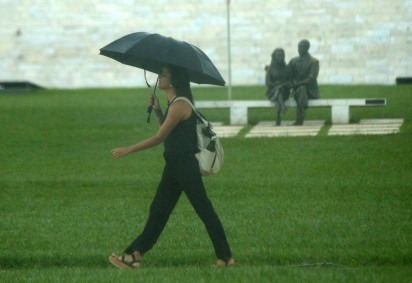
[167,64,194,103]
[271,48,286,67]
[271,48,285,58]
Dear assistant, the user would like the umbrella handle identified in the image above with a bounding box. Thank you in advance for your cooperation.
[146,105,153,123]
[147,105,153,113]
[146,77,159,123]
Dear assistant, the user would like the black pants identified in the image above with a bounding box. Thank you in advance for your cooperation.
[124,153,232,261]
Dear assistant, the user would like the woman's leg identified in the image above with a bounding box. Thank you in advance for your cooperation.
[275,89,283,126]
[124,163,182,255]
[179,158,232,262]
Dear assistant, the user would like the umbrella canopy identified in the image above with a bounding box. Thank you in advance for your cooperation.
[99,32,226,86]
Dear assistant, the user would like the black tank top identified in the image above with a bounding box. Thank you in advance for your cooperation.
[163,100,198,158]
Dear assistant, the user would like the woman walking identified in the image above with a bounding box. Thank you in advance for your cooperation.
[109,65,234,268]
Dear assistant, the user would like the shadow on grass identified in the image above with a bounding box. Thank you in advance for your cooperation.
[1,253,412,270]
[0,254,109,269]
[242,254,412,268]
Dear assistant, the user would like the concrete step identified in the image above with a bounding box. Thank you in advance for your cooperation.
[208,119,403,138]
[328,119,403,136]
[246,120,324,137]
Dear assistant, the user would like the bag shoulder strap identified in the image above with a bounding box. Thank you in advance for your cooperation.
[173,96,195,111]
[173,97,207,123]
[174,97,218,143]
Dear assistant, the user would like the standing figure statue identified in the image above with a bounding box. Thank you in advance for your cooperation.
[265,48,291,126]
[288,39,320,125]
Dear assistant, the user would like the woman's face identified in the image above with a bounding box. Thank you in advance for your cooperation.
[272,50,285,63]
[158,67,172,90]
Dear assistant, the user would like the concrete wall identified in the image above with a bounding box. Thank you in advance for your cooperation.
[1,0,411,88]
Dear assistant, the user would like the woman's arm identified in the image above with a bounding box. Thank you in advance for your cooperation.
[111,101,190,159]
[150,94,165,126]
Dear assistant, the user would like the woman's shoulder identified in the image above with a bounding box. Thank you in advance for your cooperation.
[170,98,193,120]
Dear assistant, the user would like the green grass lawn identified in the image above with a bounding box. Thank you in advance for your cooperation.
[1,85,411,282]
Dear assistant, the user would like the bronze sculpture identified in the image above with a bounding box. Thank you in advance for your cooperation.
[288,39,320,125]
[265,48,291,126]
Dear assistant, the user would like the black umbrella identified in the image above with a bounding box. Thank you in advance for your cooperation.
[99,32,226,86]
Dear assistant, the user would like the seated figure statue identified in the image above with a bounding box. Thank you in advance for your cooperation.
[265,48,291,126]
[288,39,320,125]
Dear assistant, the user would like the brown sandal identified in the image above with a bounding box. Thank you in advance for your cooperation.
[109,253,141,269]
[214,258,235,267]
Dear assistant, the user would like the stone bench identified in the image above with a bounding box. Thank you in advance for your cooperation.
[195,98,386,125]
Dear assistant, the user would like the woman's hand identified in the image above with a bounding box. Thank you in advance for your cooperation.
[111,148,130,159]
[149,94,160,111]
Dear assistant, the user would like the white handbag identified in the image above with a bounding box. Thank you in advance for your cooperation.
[174,97,224,176]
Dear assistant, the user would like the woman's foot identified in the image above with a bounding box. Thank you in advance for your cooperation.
[108,251,142,269]
[215,258,235,267]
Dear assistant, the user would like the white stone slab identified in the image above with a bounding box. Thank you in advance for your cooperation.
[246,120,324,138]
[328,119,403,136]
[210,122,224,126]
[359,118,404,125]
[211,124,243,138]
[257,120,325,127]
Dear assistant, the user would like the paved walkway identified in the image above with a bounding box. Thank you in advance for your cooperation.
[211,119,404,138]
[328,119,403,136]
